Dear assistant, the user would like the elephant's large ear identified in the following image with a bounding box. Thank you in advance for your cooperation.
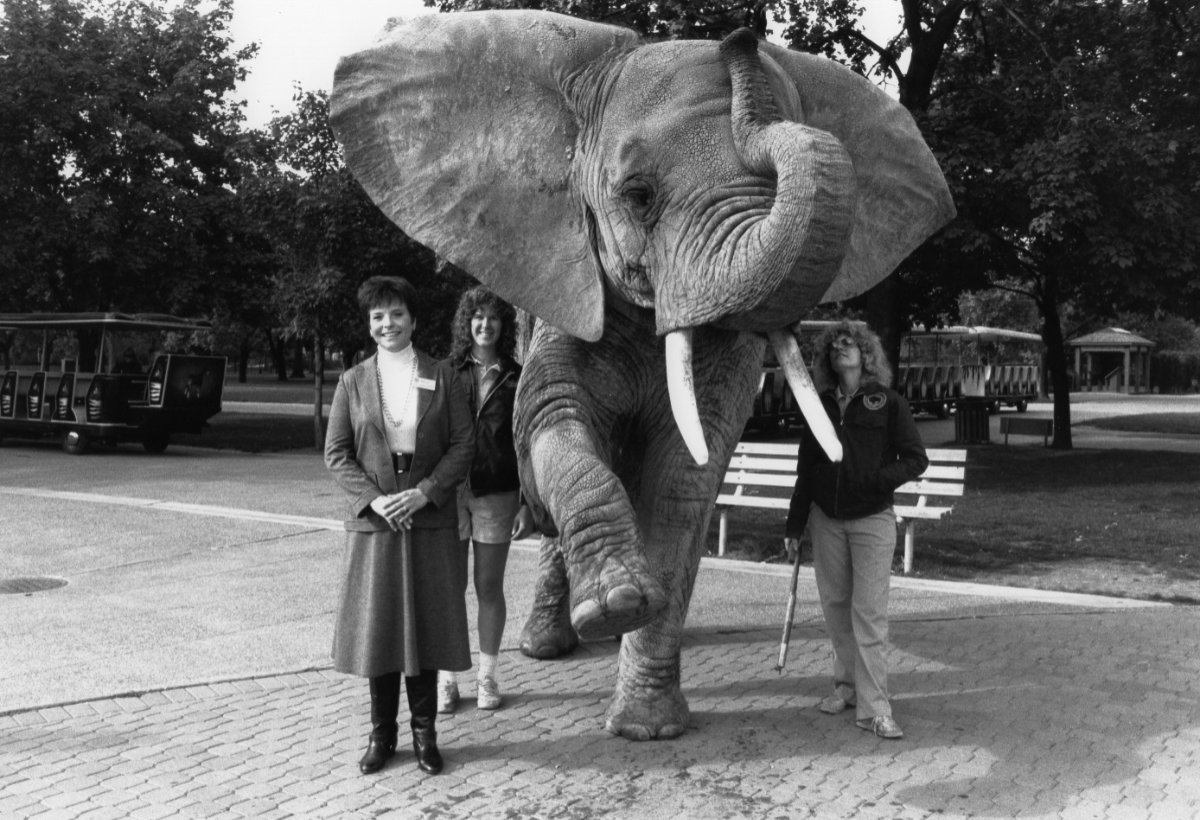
[760,45,955,303]
[331,11,637,341]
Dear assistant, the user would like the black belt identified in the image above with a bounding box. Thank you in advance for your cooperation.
[391,452,412,475]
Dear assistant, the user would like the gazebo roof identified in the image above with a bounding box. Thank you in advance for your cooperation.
[1068,327,1154,349]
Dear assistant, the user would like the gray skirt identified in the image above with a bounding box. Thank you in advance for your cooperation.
[332,525,471,678]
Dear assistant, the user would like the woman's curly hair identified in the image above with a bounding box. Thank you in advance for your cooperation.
[449,286,518,367]
[812,320,893,391]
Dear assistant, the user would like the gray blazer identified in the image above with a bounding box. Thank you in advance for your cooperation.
[325,351,475,532]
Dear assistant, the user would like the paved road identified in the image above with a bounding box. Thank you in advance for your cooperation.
[2,427,1199,818]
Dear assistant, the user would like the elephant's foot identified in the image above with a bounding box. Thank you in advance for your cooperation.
[604,676,690,741]
[568,548,668,640]
[519,601,579,659]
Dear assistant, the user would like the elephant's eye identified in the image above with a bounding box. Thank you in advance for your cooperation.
[618,178,657,221]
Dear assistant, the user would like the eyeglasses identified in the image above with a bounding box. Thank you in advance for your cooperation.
[830,337,858,350]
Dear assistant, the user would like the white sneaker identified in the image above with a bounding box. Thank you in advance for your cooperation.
[477,676,501,710]
[437,675,459,714]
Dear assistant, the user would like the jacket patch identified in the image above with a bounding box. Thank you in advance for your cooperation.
[864,392,888,411]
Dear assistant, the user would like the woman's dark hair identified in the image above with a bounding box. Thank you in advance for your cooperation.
[357,276,419,318]
[449,286,518,366]
[812,320,893,391]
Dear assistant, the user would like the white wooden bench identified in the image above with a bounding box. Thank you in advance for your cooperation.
[715,442,967,574]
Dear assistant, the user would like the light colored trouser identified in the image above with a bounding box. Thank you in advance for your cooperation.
[809,505,896,720]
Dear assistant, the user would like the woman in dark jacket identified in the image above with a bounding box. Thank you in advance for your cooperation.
[325,276,475,776]
[785,320,927,740]
[438,286,533,713]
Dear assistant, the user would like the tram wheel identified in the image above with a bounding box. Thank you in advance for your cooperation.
[142,431,170,454]
[62,430,91,455]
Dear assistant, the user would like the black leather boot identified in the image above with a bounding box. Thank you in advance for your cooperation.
[406,670,443,774]
[360,673,400,775]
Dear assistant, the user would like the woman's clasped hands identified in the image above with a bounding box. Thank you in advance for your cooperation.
[369,489,429,531]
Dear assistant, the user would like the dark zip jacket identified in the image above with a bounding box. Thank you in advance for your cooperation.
[785,382,928,537]
[450,355,522,496]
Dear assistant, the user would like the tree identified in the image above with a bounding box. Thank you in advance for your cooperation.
[244,88,448,447]
[925,0,1200,446]
[0,0,256,314]
[425,0,773,39]
[782,1,974,364]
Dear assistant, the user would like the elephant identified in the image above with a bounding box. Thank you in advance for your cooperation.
[329,10,954,740]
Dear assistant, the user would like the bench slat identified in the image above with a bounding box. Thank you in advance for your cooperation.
[716,494,791,510]
[895,479,965,497]
[732,442,799,456]
[919,465,964,481]
[727,455,797,472]
[894,505,953,520]
[722,473,796,488]
[924,447,967,461]
[719,444,968,574]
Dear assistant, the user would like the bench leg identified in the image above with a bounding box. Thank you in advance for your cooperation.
[902,521,915,574]
[718,510,728,557]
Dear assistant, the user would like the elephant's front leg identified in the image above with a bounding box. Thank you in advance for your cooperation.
[603,441,724,740]
[602,331,763,740]
[529,420,669,638]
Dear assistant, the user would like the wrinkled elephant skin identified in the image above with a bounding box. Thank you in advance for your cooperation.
[330,10,954,739]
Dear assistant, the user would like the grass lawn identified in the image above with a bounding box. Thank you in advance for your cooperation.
[186,404,1200,603]
[711,445,1200,604]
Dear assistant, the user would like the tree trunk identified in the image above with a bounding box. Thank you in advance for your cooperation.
[1038,270,1073,449]
[312,331,325,451]
[265,330,288,381]
[236,336,250,383]
[865,277,904,375]
[291,338,306,379]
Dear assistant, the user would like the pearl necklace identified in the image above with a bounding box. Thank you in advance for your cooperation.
[378,353,418,428]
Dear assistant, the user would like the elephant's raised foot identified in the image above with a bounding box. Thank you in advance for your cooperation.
[571,582,667,640]
[604,681,690,741]
[519,606,580,659]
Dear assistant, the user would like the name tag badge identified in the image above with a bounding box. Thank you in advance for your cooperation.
[415,377,437,391]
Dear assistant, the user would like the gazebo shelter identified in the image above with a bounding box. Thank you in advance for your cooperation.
[1068,327,1155,393]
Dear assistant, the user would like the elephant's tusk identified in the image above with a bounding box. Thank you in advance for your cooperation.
[665,329,709,466]
[767,330,843,463]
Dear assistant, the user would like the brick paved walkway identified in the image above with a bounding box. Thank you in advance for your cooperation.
[4,604,1198,819]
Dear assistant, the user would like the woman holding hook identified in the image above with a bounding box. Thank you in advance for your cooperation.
[785,320,927,740]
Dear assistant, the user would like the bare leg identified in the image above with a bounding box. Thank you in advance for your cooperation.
[472,540,511,655]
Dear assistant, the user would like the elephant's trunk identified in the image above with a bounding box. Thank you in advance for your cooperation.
[714,29,856,331]
[661,30,851,465]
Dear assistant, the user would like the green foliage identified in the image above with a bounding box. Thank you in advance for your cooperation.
[957,283,1041,333]
[424,0,775,39]
[1115,312,1200,353]
[1151,352,1200,394]
[929,0,1200,315]
[243,88,449,363]
[0,0,255,313]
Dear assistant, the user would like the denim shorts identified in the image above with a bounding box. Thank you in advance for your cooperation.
[457,487,521,543]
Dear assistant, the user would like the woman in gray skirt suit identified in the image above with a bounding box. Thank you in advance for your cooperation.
[325,275,475,776]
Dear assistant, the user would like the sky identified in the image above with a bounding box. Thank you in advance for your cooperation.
[228,1,901,128]
[229,0,435,128]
